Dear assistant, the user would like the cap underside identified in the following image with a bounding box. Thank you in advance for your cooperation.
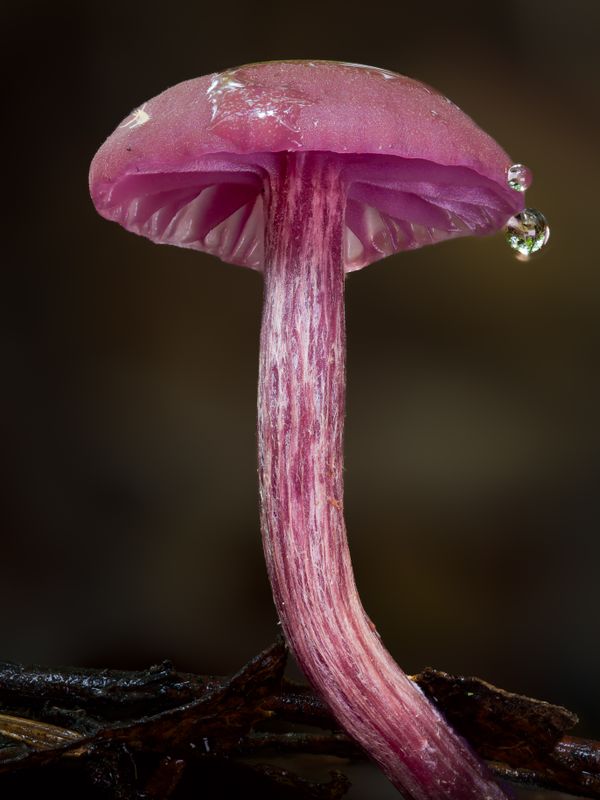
[96,151,518,271]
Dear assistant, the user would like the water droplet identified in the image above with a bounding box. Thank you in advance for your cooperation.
[119,104,150,129]
[504,208,550,259]
[506,163,532,192]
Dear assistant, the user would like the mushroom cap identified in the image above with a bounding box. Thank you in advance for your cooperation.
[89,60,525,271]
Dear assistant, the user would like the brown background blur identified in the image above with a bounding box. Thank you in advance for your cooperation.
[1,1,599,797]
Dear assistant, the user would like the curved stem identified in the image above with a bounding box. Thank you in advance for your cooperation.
[257,152,510,800]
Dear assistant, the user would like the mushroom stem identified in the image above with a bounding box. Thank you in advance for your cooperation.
[257,151,510,800]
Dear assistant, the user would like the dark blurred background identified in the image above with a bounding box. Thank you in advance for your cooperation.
[1,1,599,797]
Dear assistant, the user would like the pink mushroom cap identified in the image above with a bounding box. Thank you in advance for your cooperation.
[89,60,524,272]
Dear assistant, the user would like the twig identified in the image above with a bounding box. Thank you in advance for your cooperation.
[1,641,598,798]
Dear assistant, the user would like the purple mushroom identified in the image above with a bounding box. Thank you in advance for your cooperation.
[89,61,527,799]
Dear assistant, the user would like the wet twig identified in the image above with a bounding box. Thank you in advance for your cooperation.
[0,640,598,798]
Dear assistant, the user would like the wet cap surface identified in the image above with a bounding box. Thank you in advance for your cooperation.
[89,60,525,271]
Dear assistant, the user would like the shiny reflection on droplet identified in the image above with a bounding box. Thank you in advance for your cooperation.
[506,163,533,192]
[505,208,550,259]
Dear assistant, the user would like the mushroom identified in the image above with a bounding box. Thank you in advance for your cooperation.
[89,61,526,799]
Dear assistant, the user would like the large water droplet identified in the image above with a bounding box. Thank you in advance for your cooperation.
[507,163,533,192]
[505,208,550,259]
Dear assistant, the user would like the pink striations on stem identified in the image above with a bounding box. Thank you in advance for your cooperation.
[258,151,510,799]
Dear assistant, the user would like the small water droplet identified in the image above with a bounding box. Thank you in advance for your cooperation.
[504,208,550,259]
[507,163,532,192]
